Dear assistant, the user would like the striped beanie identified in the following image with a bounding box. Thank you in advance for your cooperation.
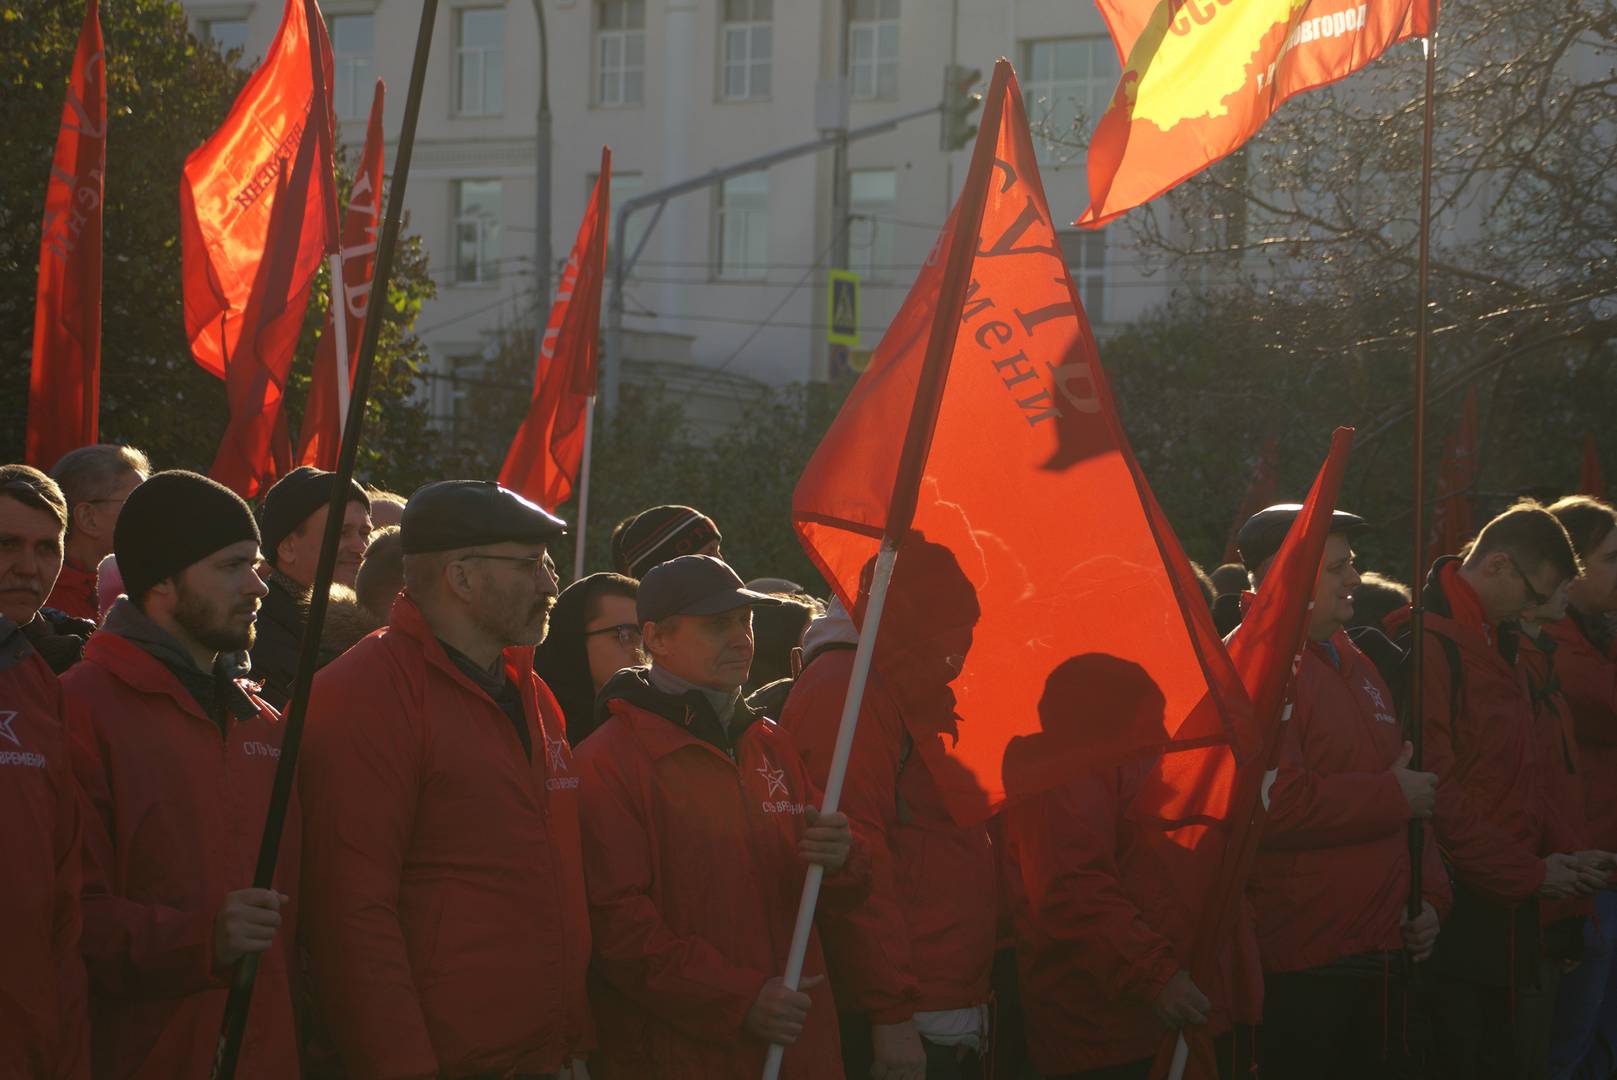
[610,505,722,580]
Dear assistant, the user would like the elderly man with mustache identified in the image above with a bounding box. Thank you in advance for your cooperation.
[298,481,593,1079]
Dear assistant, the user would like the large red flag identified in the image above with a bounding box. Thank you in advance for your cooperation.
[1148,428,1354,1077]
[1221,436,1280,563]
[1580,435,1605,499]
[793,60,1254,825]
[27,0,106,469]
[1077,0,1434,226]
[181,0,334,379]
[296,80,386,469]
[209,105,331,498]
[499,147,612,510]
[1426,386,1478,566]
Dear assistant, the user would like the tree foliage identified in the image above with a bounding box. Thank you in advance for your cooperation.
[1,0,439,493]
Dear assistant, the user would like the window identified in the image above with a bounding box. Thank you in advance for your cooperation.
[1058,229,1107,324]
[330,14,374,120]
[848,0,899,101]
[596,0,645,106]
[849,169,896,283]
[720,0,771,101]
[605,171,646,271]
[456,8,504,116]
[201,17,249,56]
[454,180,502,284]
[1022,37,1119,166]
[714,170,768,280]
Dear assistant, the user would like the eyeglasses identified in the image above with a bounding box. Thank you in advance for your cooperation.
[1507,553,1550,607]
[584,623,642,647]
[458,552,555,577]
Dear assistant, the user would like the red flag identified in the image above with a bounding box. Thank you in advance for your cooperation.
[1580,435,1605,499]
[208,104,331,498]
[1078,0,1434,226]
[296,80,386,469]
[181,0,334,379]
[1221,436,1280,563]
[1149,428,1355,1077]
[498,147,612,510]
[1426,386,1478,566]
[26,0,106,469]
[793,59,1253,825]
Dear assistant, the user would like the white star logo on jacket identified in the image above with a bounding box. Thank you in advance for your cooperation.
[756,758,790,798]
[0,710,19,748]
[546,737,569,774]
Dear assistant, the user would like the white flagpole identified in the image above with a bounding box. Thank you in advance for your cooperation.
[571,397,597,580]
[1168,1033,1190,1080]
[329,252,352,439]
[761,542,899,1080]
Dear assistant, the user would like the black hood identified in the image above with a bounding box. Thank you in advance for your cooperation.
[535,573,623,746]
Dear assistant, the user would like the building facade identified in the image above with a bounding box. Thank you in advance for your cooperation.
[180,0,1177,436]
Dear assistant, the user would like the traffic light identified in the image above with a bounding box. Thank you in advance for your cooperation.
[940,64,983,152]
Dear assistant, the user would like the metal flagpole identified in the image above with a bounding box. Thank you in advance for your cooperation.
[1407,0,1440,924]
[330,253,351,437]
[209,0,441,1071]
[571,398,596,579]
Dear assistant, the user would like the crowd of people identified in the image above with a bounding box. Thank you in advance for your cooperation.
[4,441,1617,1080]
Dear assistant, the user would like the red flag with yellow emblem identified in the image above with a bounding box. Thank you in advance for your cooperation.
[1078,0,1434,227]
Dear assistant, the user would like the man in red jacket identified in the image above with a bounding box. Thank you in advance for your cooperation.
[576,554,865,1079]
[1543,495,1617,1078]
[45,444,149,622]
[1001,653,1261,1080]
[1233,505,1449,1078]
[61,470,297,1080]
[1394,502,1610,1080]
[298,480,593,1078]
[779,541,996,1080]
[0,464,88,1079]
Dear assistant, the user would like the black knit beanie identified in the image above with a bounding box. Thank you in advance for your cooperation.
[610,505,721,579]
[115,471,261,601]
[259,466,371,563]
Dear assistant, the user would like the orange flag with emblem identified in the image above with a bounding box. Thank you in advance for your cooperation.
[1078,0,1434,227]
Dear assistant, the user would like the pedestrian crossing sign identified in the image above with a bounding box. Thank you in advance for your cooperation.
[827,270,860,346]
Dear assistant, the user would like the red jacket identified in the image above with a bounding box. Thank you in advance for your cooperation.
[1388,561,1547,904]
[0,627,89,1079]
[1000,763,1263,1075]
[576,668,871,1080]
[297,595,592,1079]
[61,628,298,1080]
[1544,614,1617,852]
[1249,632,1451,973]
[777,649,997,1022]
[1519,627,1595,927]
[46,559,98,623]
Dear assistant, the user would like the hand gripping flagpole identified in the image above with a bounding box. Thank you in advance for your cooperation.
[209,0,441,1072]
[759,58,1013,1080]
[1407,0,1440,926]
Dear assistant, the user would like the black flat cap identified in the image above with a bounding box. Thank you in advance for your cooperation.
[401,480,567,554]
[1237,503,1368,572]
[638,555,784,624]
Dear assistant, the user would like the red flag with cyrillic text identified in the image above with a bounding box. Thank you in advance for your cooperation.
[209,106,331,498]
[499,147,611,511]
[1078,0,1434,227]
[296,80,386,469]
[181,0,334,378]
[27,0,105,469]
[793,59,1255,826]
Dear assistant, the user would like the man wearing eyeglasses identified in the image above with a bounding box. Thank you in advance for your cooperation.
[46,443,149,622]
[298,480,592,1079]
[1388,501,1612,1079]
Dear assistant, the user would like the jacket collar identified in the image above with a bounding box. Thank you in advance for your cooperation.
[597,665,762,760]
[87,612,260,727]
[1416,556,1519,664]
[387,592,537,693]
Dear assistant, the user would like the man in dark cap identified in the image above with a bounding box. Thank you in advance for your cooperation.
[250,466,374,708]
[610,504,722,579]
[1233,504,1451,1078]
[59,470,300,1079]
[298,481,594,1078]
[575,554,865,1079]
